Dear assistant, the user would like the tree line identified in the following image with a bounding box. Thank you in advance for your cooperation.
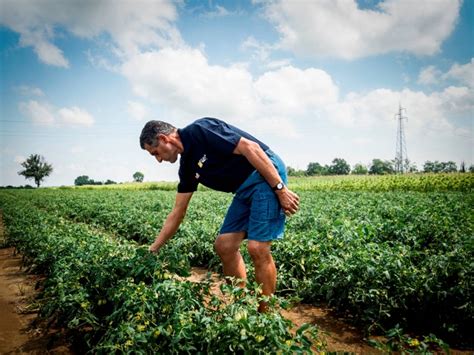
[9,154,474,188]
[288,158,474,176]
[74,172,144,186]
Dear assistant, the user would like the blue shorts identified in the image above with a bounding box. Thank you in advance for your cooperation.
[219,150,288,242]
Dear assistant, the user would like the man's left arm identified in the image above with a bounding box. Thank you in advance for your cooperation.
[233,137,299,215]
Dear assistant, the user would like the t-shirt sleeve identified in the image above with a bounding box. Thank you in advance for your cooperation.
[195,119,242,155]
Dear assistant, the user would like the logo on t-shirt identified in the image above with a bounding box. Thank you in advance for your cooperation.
[197,154,207,168]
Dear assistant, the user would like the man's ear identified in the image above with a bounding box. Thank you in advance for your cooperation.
[158,133,169,143]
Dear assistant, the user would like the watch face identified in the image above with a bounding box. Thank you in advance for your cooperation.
[277,182,284,190]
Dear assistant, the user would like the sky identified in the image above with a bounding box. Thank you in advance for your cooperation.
[0,0,473,187]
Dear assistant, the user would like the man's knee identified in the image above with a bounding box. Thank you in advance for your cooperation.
[247,240,272,264]
[214,232,244,258]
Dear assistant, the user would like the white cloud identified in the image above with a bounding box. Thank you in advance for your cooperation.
[0,0,181,67]
[121,46,471,145]
[19,100,94,127]
[260,0,461,59]
[127,101,149,121]
[19,100,55,125]
[255,66,339,116]
[434,86,474,115]
[444,58,474,88]
[19,30,70,67]
[241,36,273,62]
[327,88,456,134]
[14,85,45,97]
[121,47,340,135]
[201,5,231,18]
[417,66,442,85]
[265,59,292,70]
[58,107,94,127]
[121,47,258,122]
[417,58,474,88]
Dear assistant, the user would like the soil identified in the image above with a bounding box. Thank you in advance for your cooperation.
[0,246,72,354]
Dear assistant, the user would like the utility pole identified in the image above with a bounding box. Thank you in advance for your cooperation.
[394,103,408,173]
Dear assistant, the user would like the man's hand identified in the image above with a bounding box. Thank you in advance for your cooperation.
[149,240,162,254]
[276,187,300,216]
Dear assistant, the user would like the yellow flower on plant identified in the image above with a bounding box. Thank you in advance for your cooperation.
[255,335,265,343]
[234,310,248,321]
[153,329,161,338]
[124,339,133,347]
[409,338,420,347]
[137,325,146,332]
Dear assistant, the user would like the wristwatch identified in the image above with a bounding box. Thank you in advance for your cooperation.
[272,181,285,191]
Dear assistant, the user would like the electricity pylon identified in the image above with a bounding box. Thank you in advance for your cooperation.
[394,104,408,173]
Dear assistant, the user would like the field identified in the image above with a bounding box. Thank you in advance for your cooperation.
[0,173,473,353]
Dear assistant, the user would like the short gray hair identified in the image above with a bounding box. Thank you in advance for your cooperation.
[139,120,176,149]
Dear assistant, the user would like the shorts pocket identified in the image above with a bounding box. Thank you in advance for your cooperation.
[251,193,282,220]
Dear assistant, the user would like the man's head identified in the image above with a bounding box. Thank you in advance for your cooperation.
[140,120,182,164]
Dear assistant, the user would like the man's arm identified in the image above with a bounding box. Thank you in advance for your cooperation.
[233,137,299,215]
[149,192,193,253]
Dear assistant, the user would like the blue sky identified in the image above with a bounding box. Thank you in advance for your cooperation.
[1,0,473,186]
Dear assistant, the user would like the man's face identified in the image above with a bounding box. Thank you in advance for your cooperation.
[144,136,179,164]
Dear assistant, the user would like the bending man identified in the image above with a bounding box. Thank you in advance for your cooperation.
[140,117,299,311]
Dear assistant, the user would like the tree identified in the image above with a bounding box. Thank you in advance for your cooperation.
[369,159,394,175]
[424,161,457,173]
[328,158,350,175]
[460,161,466,173]
[306,162,327,176]
[75,175,92,186]
[287,166,306,177]
[352,163,368,175]
[133,171,144,182]
[423,161,441,173]
[442,161,457,173]
[17,154,53,187]
[469,165,474,173]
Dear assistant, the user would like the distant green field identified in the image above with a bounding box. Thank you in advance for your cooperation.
[62,172,474,192]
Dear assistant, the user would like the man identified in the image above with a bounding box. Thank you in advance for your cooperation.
[140,117,299,311]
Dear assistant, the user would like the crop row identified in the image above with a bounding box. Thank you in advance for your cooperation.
[0,192,318,354]
[4,188,473,346]
[289,173,474,192]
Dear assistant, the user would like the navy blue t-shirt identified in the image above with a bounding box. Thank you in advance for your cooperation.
[177,117,269,193]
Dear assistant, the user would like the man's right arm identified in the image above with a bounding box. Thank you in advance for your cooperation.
[149,192,194,253]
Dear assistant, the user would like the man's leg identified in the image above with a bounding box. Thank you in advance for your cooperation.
[247,240,276,312]
[214,232,247,284]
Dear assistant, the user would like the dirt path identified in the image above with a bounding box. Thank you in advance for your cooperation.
[0,247,33,354]
[0,209,71,355]
[0,247,73,354]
